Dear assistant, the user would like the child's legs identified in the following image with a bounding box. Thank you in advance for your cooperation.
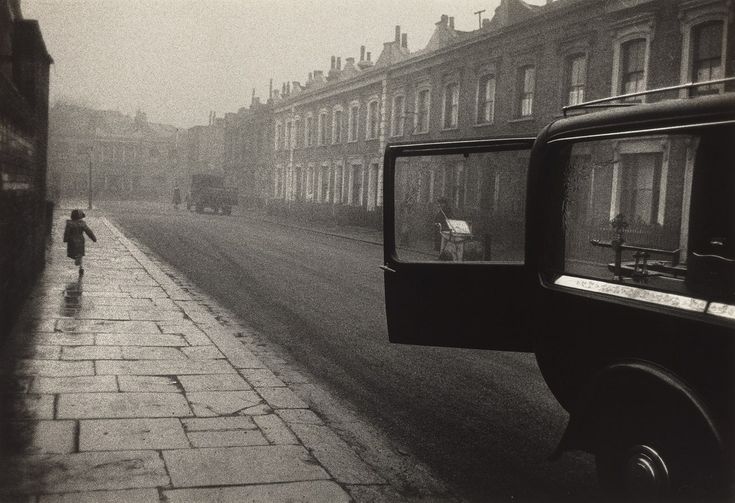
[78,257,83,269]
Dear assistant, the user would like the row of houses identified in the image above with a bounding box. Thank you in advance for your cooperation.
[260,0,733,228]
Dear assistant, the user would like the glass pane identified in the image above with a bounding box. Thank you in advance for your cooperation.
[559,130,734,301]
[394,151,528,263]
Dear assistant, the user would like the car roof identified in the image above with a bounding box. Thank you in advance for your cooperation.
[546,94,735,142]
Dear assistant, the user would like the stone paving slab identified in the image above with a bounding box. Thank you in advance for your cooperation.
[162,445,330,487]
[177,373,251,392]
[12,420,76,454]
[96,359,235,376]
[185,390,262,417]
[79,418,189,451]
[17,359,94,377]
[163,480,351,503]
[31,375,118,394]
[117,375,180,393]
[57,392,192,419]
[95,333,186,347]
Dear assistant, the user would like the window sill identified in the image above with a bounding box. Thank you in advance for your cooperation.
[412,130,430,136]
[441,127,459,132]
[507,117,535,124]
[473,122,494,128]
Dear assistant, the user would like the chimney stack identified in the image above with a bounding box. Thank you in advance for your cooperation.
[367,52,371,61]
[360,45,365,61]
[449,16,455,29]
[269,78,273,99]
[395,25,401,44]
[331,56,336,69]
[401,33,407,48]
[337,57,341,69]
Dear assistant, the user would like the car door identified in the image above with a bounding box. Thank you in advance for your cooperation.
[382,138,537,351]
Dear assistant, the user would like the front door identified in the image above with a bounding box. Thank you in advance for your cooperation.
[382,139,537,351]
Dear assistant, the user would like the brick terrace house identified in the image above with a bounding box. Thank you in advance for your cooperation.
[264,0,733,249]
[223,95,273,209]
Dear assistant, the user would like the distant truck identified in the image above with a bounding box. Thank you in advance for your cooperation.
[186,174,238,215]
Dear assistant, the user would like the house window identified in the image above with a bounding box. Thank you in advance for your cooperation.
[692,21,724,95]
[305,115,314,147]
[352,164,363,206]
[391,95,405,137]
[348,104,359,142]
[519,66,535,117]
[367,100,379,140]
[334,164,343,203]
[333,109,343,143]
[293,119,301,148]
[566,54,587,106]
[477,74,496,124]
[618,153,662,225]
[321,166,329,201]
[621,39,646,98]
[415,88,430,133]
[274,123,282,151]
[318,112,328,145]
[443,83,459,129]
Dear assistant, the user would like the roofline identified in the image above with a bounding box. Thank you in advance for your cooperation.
[273,0,597,110]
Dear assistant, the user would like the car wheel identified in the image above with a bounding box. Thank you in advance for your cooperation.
[595,410,725,501]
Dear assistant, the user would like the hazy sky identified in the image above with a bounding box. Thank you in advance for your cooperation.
[23,0,544,128]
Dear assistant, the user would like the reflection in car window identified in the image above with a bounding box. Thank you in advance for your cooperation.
[393,152,527,263]
[560,129,734,304]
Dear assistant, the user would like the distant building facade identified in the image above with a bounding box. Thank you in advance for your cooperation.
[48,105,180,200]
[0,0,52,334]
[223,97,273,208]
[264,0,734,232]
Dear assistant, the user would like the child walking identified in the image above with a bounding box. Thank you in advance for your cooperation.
[63,209,97,275]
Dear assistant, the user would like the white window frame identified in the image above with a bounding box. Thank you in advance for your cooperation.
[366,98,380,140]
[391,94,406,137]
[610,17,654,101]
[348,101,360,143]
[318,109,328,146]
[518,65,536,117]
[304,113,314,147]
[565,53,588,106]
[476,70,496,125]
[678,2,730,97]
[442,81,460,130]
[414,86,431,134]
[332,106,344,144]
[609,137,670,226]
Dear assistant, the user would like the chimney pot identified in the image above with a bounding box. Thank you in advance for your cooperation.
[401,33,407,48]
[395,25,401,43]
[360,45,365,61]
[449,16,455,29]
[337,57,341,69]
[331,56,335,69]
[367,51,371,61]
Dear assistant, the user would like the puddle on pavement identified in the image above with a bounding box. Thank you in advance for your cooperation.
[60,277,84,317]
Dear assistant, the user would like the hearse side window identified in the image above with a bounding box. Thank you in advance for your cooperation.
[393,151,527,263]
[555,127,734,309]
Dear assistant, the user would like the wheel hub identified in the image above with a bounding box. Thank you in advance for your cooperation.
[625,445,670,498]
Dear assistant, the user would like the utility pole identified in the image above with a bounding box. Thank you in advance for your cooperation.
[87,145,93,210]
[474,9,486,29]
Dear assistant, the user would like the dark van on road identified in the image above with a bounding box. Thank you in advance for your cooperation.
[187,173,239,215]
[382,85,734,500]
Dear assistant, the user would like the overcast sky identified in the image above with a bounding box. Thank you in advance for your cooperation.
[23,0,545,128]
